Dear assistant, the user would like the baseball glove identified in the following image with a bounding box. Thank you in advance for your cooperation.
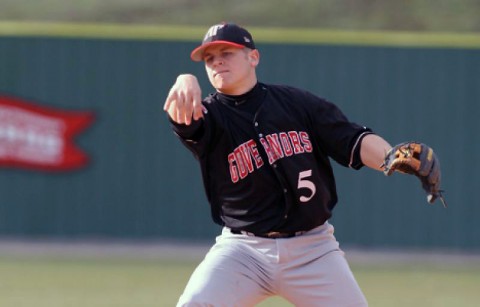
[382,142,447,207]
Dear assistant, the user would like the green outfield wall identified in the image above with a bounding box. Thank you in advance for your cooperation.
[0,22,479,250]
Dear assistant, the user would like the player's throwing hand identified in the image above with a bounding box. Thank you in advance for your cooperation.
[163,74,204,125]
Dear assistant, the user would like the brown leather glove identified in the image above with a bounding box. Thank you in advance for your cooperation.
[382,142,447,207]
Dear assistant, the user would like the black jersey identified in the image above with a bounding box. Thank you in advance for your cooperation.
[171,83,373,234]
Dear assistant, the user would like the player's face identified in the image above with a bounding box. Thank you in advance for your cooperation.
[203,45,259,95]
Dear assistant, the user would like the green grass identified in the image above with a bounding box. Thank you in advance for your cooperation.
[0,255,479,307]
[355,264,480,307]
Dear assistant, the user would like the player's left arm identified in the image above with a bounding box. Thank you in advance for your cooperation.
[360,134,446,206]
[359,134,392,171]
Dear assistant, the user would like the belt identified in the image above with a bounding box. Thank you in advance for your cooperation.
[230,228,306,239]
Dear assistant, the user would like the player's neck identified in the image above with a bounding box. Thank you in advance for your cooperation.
[217,77,258,96]
[216,82,265,112]
[218,82,260,99]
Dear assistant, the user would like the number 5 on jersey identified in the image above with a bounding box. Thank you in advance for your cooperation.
[297,170,316,202]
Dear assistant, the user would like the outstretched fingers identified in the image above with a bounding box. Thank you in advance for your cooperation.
[163,74,204,125]
[163,89,176,112]
[192,94,204,121]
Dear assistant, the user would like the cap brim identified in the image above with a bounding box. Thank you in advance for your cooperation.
[190,41,246,62]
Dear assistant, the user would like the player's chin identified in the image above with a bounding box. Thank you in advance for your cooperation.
[214,82,234,94]
[212,76,227,86]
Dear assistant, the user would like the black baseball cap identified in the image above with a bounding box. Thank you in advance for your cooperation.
[190,23,256,62]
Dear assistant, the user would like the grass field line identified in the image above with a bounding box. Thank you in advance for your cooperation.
[0,21,479,49]
[0,238,479,266]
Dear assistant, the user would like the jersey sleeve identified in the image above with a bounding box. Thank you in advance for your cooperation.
[168,100,216,159]
[303,91,373,169]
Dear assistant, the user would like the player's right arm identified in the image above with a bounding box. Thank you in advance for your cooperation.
[163,74,204,125]
[164,74,213,159]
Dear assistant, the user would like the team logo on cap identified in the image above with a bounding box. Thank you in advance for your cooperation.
[204,24,225,41]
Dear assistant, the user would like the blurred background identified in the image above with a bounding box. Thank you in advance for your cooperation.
[1,0,480,32]
[0,0,479,249]
[0,0,479,245]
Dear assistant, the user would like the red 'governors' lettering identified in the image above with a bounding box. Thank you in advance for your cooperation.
[288,131,305,154]
[299,131,313,152]
[279,132,293,156]
[228,139,264,183]
[228,131,313,183]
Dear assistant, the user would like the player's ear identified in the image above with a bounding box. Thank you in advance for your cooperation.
[248,49,260,67]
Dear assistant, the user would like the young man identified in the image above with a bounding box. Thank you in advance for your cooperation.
[164,22,442,307]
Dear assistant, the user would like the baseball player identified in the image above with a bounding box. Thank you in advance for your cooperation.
[163,22,444,307]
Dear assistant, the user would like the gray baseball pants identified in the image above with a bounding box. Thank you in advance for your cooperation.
[177,222,368,307]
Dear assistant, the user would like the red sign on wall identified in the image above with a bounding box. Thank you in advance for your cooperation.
[0,95,95,171]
